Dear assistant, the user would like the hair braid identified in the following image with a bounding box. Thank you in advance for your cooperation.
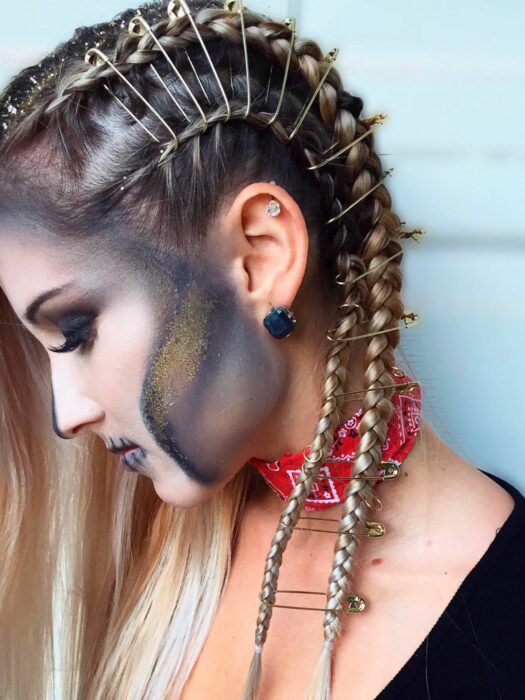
[304,162,405,699]
[238,19,393,700]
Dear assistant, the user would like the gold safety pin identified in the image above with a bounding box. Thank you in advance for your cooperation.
[85,47,178,143]
[260,591,366,613]
[303,456,400,481]
[128,15,204,124]
[224,0,251,117]
[326,168,394,225]
[308,126,375,170]
[102,85,162,143]
[295,519,385,536]
[288,48,339,140]
[267,17,297,126]
[168,0,232,119]
[334,379,420,399]
[327,312,419,343]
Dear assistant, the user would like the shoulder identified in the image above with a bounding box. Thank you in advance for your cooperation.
[458,466,521,543]
[475,468,525,575]
[475,467,525,543]
[410,470,525,698]
[454,468,525,620]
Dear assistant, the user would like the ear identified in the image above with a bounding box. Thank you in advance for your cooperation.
[210,182,309,317]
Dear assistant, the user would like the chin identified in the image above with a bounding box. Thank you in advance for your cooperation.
[151,473,222,508]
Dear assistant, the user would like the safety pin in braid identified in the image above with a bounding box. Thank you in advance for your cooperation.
[401,227,426,242]
[267,17,297,126]
[326,311,419,343]
[288,47,339,141]
[313,465,400,480]
[224,1,251,117]
[362,112,388,128]
[319,113,387,156]
[264,63,274,108]
[302,455,401,481]
[260,591,366,613]
[168,0,232,119]
[102,84,162,143]
[295,518,385,537]
[184,50,212,106]
[151,65,190,122]
[334,379,421,398]
[308,126,375,170]
[334,246,404,286]
[326,167,394,224]
[128,15,205,126]
[85,47,178,143]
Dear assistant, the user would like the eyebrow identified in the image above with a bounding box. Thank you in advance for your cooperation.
[24,282,75,326]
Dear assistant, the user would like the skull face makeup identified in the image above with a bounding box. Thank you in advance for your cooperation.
[0,228,288,507]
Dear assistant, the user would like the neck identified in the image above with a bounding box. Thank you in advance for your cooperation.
[247,418,471,532]
[250,337,368,462]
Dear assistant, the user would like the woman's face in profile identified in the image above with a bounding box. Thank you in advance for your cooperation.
[0,228,287,506]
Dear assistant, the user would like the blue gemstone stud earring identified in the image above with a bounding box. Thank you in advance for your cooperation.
[263,305,297,339]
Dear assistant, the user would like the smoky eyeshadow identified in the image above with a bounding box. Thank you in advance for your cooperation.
[40,299,104,329]
[58,312,95,332]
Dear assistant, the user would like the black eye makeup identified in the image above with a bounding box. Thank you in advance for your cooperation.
[47,314,96,354]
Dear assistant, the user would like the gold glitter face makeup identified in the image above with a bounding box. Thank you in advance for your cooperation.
[144,280,215,434]
[0,230,289,499]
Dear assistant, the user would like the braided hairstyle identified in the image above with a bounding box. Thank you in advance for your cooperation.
[0,1,409,697]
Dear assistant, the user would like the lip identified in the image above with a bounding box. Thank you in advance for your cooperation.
[119,447,144,472]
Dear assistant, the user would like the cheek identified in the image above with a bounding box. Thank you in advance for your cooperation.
[95,300,156,406]
[140,271,286,486]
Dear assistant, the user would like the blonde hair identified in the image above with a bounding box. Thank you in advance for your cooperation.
[0,282,253,699]
[0,1,424,698]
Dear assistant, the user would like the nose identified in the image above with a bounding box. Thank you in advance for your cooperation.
[51,382,105,440]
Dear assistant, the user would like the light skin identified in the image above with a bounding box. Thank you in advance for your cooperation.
[0,182,359,507]
[0,182,514,539]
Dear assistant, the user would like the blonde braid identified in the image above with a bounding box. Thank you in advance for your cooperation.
[306,174,405,698]
[239,20,389,700]
[242,254,367,699]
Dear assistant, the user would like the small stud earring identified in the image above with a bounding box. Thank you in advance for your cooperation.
[263,305,297,339]
[266,199,281,217]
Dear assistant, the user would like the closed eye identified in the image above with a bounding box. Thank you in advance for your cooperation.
[48,317,96,354]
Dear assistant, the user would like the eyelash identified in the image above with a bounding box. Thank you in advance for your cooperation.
[48,320,96,354]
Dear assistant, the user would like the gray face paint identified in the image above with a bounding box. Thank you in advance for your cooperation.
[138,250,287,486]
[0,222,287,488]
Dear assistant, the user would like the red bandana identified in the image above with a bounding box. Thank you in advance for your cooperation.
[248,369,422,511]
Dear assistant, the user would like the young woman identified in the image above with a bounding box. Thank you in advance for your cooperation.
[0,1,523,698]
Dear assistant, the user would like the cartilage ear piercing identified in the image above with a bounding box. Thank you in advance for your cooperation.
[263,305,297,339]
[266,199,281,217]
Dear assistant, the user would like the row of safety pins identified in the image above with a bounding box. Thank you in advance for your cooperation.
[83,0,397,224]
[264,367,421,615]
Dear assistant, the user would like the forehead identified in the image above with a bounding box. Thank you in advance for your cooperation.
[0,230,102,318]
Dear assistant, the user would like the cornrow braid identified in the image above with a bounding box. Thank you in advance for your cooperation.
[0,2,416,699]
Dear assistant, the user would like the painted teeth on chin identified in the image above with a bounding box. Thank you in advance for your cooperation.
[129,447,144,467]
[123,452,136,470]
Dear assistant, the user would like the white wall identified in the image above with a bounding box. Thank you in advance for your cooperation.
[1,0,524,486]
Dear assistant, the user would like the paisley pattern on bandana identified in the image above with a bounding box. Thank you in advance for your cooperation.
[248,368,422,511]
